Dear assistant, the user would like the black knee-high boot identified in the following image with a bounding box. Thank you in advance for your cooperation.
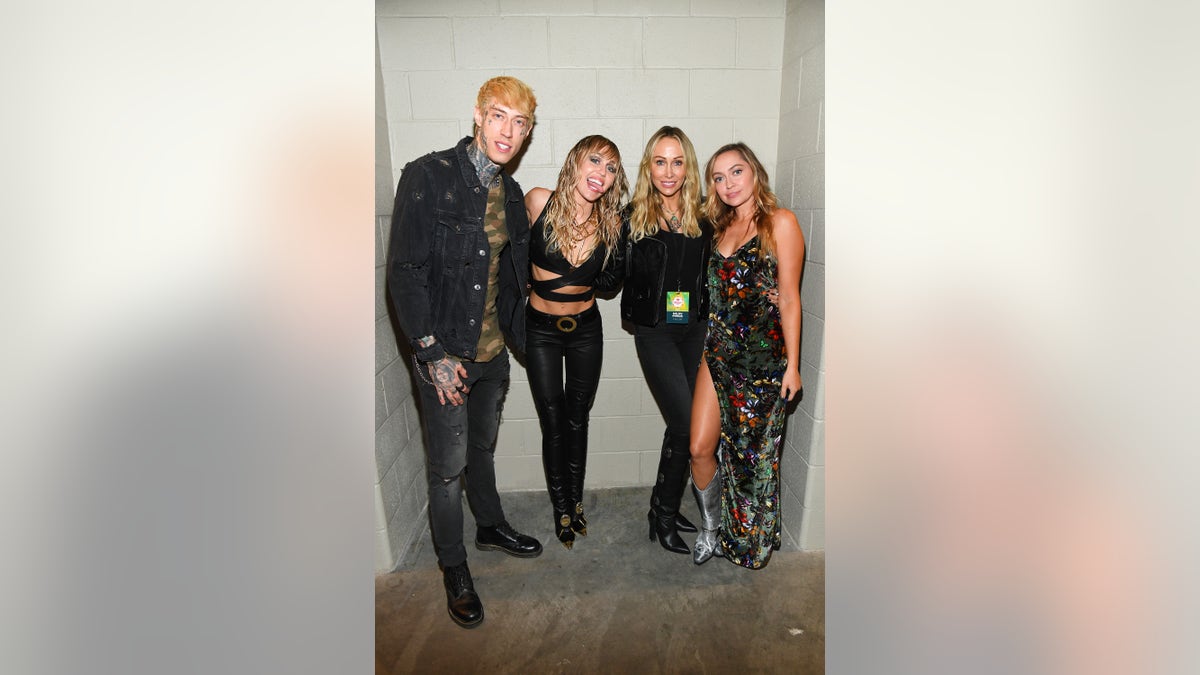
[648,434,691,554]
[565,417,588,537]
[543,456,574,550]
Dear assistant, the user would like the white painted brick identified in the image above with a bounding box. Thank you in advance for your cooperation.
[798,43,823,106]
[808,417,824,466]
[454,17,549,68]
[549,17,641,68]
[800,260,823,319]
[798,354,823,421]
[642,117,733,167]
[376,375,388,431]
[381,458,404,522]
[377,18,454,71]
[733,117,778,166]
[817,102,823,153]
[772,100,820,162]
[601,0,689,14]
[509,166,561,195]
[690,0,784,17]
[409,70,505,120]
[800,311,823,370]
[783,0,822,63]
[506,68,598,119]
[798,506,824,550]
[779,478,804,542]
[638,450,661,484]
[779,55,801,116]
[381,355,414,417]
[644,18,735,68]
[594,378,652,417]
[784,405,813,454]
[625,414,668,451]
[809,208,823,264]
[501,380,539,421]
[389,121,462,176]
[496,454,546,490]
[377,0,500,17]
[802,464,824,509]
[374,524,395,572]
[689,69,780,119]
[600,338,644,378]
[780,519,798,551]
[796,208,813,245]
[374,482,389,534]
[375,266,388,321]
[395,433,429,488]
[374,210,388,267]
[549,118,644,172]
[793,151,823,210]
[377,164,396,218]
[375,410,404,480]
[597,296,628,336]
[737,18,785,68]
[584,451,643,488]
[402,397,423,443]
[640,380,666,415]
[494,417,532,457]
[377,216,391,264]
[376,316,400,375]
[597,69,690,118]
[380,71,411,123]
[500,0,593,14]
[773,158,795,206]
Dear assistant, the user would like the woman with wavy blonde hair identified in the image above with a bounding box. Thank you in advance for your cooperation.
[523,135,628,549]
[689,142,805,569]
[612,126,713,555]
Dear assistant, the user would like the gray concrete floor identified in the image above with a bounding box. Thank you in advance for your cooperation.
[376,486,825,674]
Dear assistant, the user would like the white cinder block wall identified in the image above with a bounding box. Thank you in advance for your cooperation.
[375,38,431,571]
[375,0,824,569]
[776,0,825,550]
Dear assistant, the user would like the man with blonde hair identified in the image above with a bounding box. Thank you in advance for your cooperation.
[387,76,540,629]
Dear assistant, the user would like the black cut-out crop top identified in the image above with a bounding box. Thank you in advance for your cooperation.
[529,205,606,303]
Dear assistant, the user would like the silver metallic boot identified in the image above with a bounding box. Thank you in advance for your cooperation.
[691,470,722,565]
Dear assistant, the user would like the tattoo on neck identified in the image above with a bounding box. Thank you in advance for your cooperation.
[468,138,501,187]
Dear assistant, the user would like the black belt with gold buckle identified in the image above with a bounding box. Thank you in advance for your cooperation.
[555,316,578,333]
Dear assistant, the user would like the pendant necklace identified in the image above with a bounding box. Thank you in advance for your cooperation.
[662,204,682,233]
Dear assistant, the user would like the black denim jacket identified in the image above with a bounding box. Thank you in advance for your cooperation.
[387,137,530,362]
[609,211,713,327]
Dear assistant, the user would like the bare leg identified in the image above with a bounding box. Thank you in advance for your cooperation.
[689,358,720,490]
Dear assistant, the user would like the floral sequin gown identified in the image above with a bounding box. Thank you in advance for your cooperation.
[704,235,785,569]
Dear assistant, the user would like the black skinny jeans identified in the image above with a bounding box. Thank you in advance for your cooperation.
[634,319,706,454]
[524,303,604,512]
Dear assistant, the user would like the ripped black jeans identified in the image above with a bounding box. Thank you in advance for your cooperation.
[415,349,510,568]
[524,304,604,518]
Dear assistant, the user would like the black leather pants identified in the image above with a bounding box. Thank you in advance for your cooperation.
[524,304,603,527]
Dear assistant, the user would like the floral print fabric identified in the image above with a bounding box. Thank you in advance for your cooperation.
[705,235,785,569]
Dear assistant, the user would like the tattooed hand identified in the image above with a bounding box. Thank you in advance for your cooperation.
[428,356,470,406]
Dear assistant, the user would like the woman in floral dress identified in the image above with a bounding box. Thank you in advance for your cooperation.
[688,143,805,569]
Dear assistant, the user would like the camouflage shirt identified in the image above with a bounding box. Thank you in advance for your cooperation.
[472,178,508,361]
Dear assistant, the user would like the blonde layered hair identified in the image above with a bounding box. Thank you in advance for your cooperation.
[703,142,779,257]
[629,126,703,241]
[541,135,628,267]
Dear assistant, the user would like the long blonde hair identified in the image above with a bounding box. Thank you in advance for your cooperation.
[629,126,703,241]
[703,142,779,257]
[542,135,628,266]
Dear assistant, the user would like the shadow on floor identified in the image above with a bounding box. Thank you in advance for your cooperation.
[376,486,824,674]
